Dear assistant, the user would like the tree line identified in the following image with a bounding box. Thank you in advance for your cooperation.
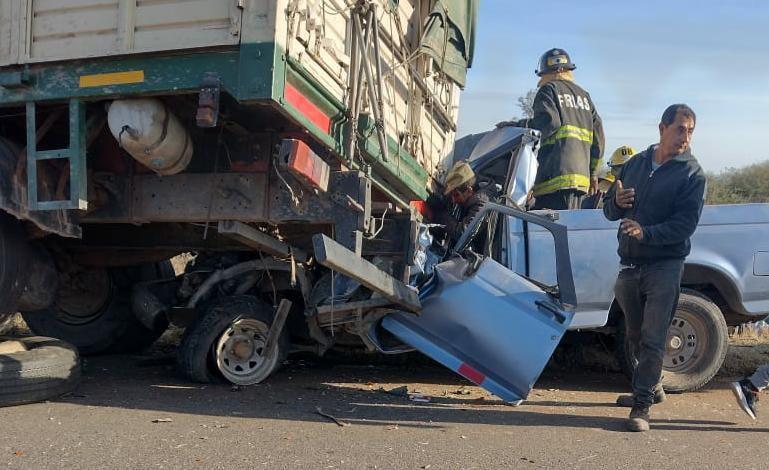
[705,160,769,204]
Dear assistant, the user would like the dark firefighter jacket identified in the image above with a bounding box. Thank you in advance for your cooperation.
[603,145,707,265]
[519,79,605,196]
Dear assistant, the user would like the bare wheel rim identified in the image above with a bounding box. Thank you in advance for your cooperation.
[55,268,112,325]
[663,309,708,374]
[214,318,277,385]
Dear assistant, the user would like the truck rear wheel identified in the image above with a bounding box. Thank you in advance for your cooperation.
[177,295,288,385]
[0,213,29,318]
[22,262,174,355]
[617,290,729,392]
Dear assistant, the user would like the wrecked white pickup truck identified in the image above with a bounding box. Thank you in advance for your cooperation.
[448,126,769,393]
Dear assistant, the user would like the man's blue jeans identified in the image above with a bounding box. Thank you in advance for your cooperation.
[614,259,684,407]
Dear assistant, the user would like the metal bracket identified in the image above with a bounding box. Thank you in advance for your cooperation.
[264,299,292,357]
[313,234,421,313]
[25,99,88,211]
[217,220,308,262]
[0,70,31,89]
[196,73,221,128]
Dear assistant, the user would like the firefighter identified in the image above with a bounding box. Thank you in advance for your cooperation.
[427,161,499,249]
[499,48,605,210]
[606,145,637,186]
[583,145,637,208]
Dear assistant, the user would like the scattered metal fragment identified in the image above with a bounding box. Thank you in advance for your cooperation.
[315,407,350,427]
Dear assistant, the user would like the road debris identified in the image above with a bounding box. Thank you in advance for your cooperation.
[315,407,350,427]
[409,393,431,403]
[380,385,431,402]
[380,385,409,397]
[152,418,173,423]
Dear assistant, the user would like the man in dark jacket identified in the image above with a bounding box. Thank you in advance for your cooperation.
[499,48,605,210]
[603,104,706,432]
[428,161,499,250]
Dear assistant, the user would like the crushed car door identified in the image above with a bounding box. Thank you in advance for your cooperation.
[380,203,576,403]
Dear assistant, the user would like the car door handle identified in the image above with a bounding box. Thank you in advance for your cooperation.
[535,299,567,324]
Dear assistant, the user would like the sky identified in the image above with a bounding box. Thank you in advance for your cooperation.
[455,0,769,173]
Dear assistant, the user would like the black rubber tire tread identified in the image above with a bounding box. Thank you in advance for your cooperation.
[22,261,175,355]
[177,295,288,384]
[0,336,81,407]
[616,290,728,393]
[0,212,29,317]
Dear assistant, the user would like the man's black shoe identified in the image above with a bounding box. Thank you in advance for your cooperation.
[626,405,650,432]
[731,378,759,419]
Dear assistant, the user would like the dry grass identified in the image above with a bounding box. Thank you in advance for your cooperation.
[170,253,194,275]
[721,324,769,377]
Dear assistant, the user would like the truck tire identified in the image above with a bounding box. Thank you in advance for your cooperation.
[0,212,29,317]
[22,262,174,355]
[177,295,288,385]
[617,290,729,392]
[0,336,81,407]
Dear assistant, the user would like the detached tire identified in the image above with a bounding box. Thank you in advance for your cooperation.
[178,295,288,385]
[22,262,174,355]
[0,336,81,407]
[617,290,728,392]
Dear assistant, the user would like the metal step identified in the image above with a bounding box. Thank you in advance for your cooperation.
[25,99,87,211]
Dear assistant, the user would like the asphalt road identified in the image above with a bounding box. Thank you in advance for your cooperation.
[0,350,766,470]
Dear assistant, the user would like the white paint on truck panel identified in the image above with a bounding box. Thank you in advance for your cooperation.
[30,0,121,60]
[133,0,241,52]
[17,0,241,63]
[0,0,27,66]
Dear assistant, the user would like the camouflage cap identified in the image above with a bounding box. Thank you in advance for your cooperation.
[443,161,475,195]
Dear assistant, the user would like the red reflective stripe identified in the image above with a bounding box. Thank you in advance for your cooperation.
[458,363,485,385]
[284,83,331,133]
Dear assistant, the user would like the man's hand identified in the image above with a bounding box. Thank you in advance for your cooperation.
[614,180,635,209]
[620,218,644,240]
[588,176,598,196]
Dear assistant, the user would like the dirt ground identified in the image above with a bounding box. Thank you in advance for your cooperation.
[1,323,769,469]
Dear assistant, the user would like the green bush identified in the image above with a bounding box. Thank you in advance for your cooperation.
[706,160,769,205]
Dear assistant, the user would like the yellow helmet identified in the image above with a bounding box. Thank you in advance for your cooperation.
[609,145,637,168]
[597,164,615,183]
[443,161,475,195]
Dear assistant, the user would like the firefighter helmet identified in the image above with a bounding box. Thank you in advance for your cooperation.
[609,145,637,168]
[597,163,615,184]
[536,48,576,77]
[443,161,475,195]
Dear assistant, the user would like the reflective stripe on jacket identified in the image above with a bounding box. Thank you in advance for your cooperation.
[521,79,604,196]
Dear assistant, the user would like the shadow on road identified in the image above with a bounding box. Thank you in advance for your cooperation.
[32,353,765,435]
